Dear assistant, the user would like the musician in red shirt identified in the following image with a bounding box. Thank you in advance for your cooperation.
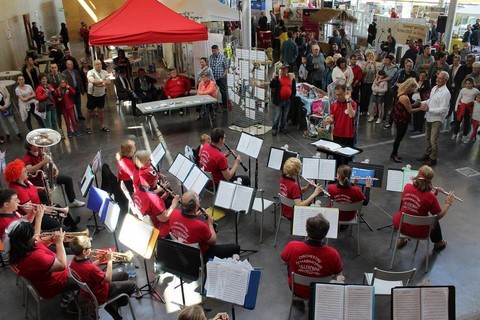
[116,139,136,194]
[70,236,137,320]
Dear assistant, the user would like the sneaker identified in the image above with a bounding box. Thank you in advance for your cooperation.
[375,119,382,124]
[74,131,82,137]
[367,116,375,122]
[69,199,85,208]
[67,132,73,138]
[433,240,447,251]
[78,115,86,120]
[383,124,391,129]
[16,133,23,141]
[179,110,184,115]
[397,238,408,249]
[101,127,110,132]
[461,136,467,143]
[451,134,457,140]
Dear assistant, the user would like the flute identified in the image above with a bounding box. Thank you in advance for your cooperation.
[352,177,379,181]
[223,143,248,172]
[299,175,330,197]
[434,187,463,203]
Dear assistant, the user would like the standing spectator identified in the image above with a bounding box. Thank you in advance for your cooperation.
[447,54,463,119]
[62,59,85,120]
[133,68,156,103]
[413,70,431,133]
[281,31,298,71]
[294,29,307,71]
[48,45,64,68]
[339,29,352,58]
[369,70,388,123]
[281,213,342,300]
[332,57,354,89]
[79,58,92,91]
[31,22,44,55]
[462,61,480,88]
[196,57,215,83]
[113,49,132,80]
[459,43,471,62]
[163,68,191,116]
[0,85,22,141]
[35,74,58,131]
[56,79,80,138]
[269,10,277,30]
[47,63,66,135]
[209,45,229,111]
[380,54,399,128]
[390,8,399,18]
[350,54,363,107]
[305,32,318,56]
[446,44,460,65]
[367,18,377,46]
[15,75,45,130]
[298,56,308,83]
[417,71,450,166]
[467,93,480,143]
[472,19,480,31]
[361,51,377,116]
[22,56,40,89]
[400,40,418,69]
[258,11,268,31]
[322,56,335,92]
[381,35,396,54]
[428,52,449,87]
[452,77,479,142]
[270,64,296,136]
[80,21,90,56]
[463,24,472,44]
[429,21,438,46]
[59,23,69,50]
[86,60,111,134]
[60,49,80,72]
[394,59,417,93]
[329,30,341,49]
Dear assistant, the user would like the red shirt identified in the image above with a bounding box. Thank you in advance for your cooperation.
[13,242,69,298]
[70,258,109,303]
[281,240,343,299]
[9,181,41,216]
[0,212,21,239]
[117,157,135,182]
[279,176,301,219]
[392,184,441,238]
[56,86,76,111]
[351,64,363,85]
[199,143,228,185]
[327,184,366,221]
[163,76,191,99]
[330,100,357,138]
[23,150,44,185]
[134,188,169,237]
[133,166,157,193]
[279,75,293,101]
[169,209,211,255]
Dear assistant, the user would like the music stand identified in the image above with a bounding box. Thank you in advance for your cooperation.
[235,132,263,189]
[119,214,163,302]
[0,151,5,189]
[100,199,121,251]
[214,181,257,255]
[150,142,166,170]
[84,171,104,235]
[168,153,209,196]
[267,146,299,171]
[292,206,339,240]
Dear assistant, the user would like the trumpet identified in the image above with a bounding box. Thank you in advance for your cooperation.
[224,143,248,172]
[90,249,134,262]
[37,228,89,242]
[299,175,330,197]
[434,187,464,203]
[19,203,69,217]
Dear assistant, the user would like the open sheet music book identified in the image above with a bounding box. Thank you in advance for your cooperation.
[386,169,419,192]
[151,142,166,167]
[119,214,159,259]
[206,257,254,306]
[302,157,336,181]
[310,283,374,320]
[311,140,360,156]
[168,153,209,195]
[80,165,95,197]
[292,206,339,239]
[214,181,255,213]
[392,286,455,320]
[236,132,263,159]
[267,147,299,170]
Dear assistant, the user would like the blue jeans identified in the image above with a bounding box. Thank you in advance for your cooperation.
[272,100,290,130]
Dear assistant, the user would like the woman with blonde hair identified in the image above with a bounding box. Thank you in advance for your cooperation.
[392,165,454,251]
[390,77,423,162]
[279,157,323,220]
[116,139,136,194]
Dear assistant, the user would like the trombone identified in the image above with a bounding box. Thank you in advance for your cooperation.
[37,228,89,242]
[90,249,134,262]
[19,203,69,217]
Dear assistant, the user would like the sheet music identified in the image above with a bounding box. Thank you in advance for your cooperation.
[231,185,254,213]
[220,267,250,305]
[254,70,265,81]
[151,143,166,166]
[314,284,345,320]
[0,150,5,171]
[214,181,236,209]
[183,166,209,195]
[393,288,421,320]
[246,98,256,109]
[267,148,284,170]
[344,285,374,320]
[336,147,360,156]
[81,165,95,197]
[403,169,419,190]
[245,107,256,120]
[206,262,221,297]
[239,60,250,79]
[236,134,250,156]
[227,75,235,88]
[233,93,240,105]
[119,214,155,258]
[386,170,404,192]
[318,159,336,181]
[237,133,263,159]
[293,207,339,239]
[104,202,120,233]
[168,154,193,183]
[302,158,320,179]
[421,287,449,320]
[312,140,342,150]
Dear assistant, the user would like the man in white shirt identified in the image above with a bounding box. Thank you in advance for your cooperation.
[86,60,110,134]
[417,71,451,166]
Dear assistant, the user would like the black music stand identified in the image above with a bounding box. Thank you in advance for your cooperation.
[235,132,263,188]
[82,165,105,236]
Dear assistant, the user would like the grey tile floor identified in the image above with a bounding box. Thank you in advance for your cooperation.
[1,44,480,320]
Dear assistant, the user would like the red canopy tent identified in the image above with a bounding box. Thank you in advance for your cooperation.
[89,0,208,46]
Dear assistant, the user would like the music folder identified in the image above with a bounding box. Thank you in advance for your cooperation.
[86,186,109,213]
[236,132,263,159]
[151,142,166,168]
[301,157,336,181]
[350,162,384,188]
[168,153,209,195]
[386,168,419,192]
[311,139,361,157]
[267,147,299,171]
[80,165,95,197]
[119,214,159,259]
[214,180,255,213]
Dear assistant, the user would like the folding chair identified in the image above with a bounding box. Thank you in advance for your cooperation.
[274,193,294,247]
[331,201,364,255]
[363,267,416,295]
[390,213,437,273]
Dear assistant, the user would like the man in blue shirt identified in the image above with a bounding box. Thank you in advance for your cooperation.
[209,45,229,110]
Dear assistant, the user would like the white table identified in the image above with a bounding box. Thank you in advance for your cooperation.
[0,70,21,79]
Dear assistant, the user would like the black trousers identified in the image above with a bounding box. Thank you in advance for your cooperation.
[430,220,443,243]
[104,272,136,319]
[37,174,77,204]
[453,108,472,136]
[391,122,409,156]
[360,82,373,114]
[332,136,354,167]
[25,103,45,130]
[413,111,425,132]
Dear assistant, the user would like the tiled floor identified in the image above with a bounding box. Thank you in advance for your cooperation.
[0,42,479,320]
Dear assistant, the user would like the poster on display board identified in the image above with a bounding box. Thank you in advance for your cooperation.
[302,9,320,39]
[280,7,304,25]
[376,20,428,45]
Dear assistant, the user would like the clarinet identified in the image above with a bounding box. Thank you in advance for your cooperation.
[224,143,248,172]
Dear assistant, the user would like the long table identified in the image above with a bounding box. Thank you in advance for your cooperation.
[137,95,218,139]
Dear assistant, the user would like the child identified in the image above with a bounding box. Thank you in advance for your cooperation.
[69,236,137,320]
[56,80,80,138]
[0,84,22,142]
[369,69,388,124]
[298,56,308,83]
[467,93,480,143]
[193,134,211,166]
[453,77,479,142]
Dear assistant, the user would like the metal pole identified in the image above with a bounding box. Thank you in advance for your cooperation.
[444,0,458,49]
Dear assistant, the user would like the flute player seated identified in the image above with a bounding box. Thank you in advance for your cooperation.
[133,150,179,238]
[327,165,371,227]
[69,236,137,320]
[392,165,454,251]
[169,190,240,260]
[280,157,324,220]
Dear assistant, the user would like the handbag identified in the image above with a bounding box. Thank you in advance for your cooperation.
[38,100,47,112]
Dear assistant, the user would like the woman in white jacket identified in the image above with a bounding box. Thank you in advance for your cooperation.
[332,57,354,90]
